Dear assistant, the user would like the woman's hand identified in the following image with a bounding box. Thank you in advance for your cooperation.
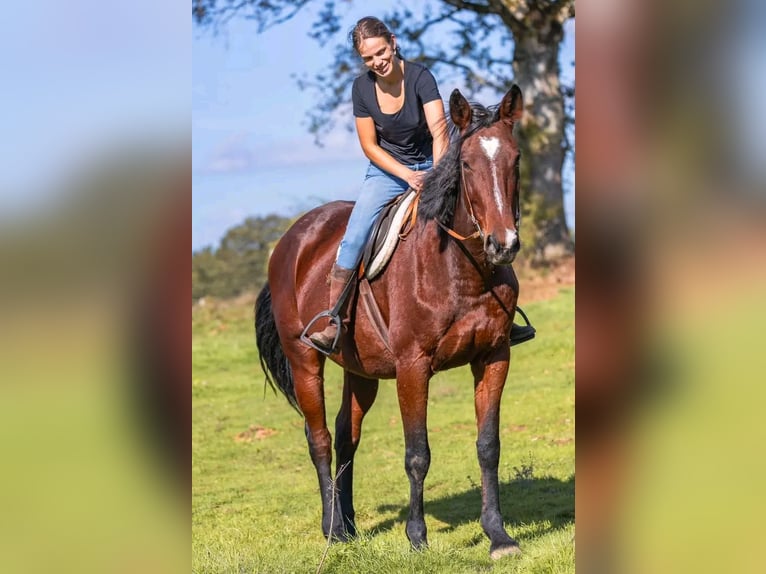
[406,170,426,192]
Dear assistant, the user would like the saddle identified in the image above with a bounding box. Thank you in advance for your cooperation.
[360,189,419,279]
[300,190,419,355]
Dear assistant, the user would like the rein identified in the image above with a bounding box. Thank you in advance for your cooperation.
[435,163,518,324]
[441,219,516,324]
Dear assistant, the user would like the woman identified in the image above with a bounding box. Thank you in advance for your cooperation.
[309,16,534,352]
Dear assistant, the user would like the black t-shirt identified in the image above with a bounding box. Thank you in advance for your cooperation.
[352,61,442,165]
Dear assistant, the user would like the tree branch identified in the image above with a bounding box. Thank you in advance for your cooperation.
[553,0,575,23]
[423,55,509,93]
[245,0,312,33]
[487,0,529,35]
[403,7,462,41]
[441,0,496,15]
[197,0,313,33]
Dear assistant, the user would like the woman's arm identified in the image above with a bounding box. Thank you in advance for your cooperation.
[355,116,427,191]
[423,99,449,167]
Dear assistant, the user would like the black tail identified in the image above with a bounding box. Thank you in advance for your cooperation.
[254,284,300,413]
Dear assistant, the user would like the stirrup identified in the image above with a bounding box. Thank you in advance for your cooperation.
[300,311,342,355]
[510,307,536,347]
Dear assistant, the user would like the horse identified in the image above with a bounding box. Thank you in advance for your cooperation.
[255,85,525,559]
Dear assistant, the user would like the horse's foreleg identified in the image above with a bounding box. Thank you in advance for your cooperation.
[396,364,432,549]
[334,372,379,538]
[293,366,346,541]
[471,354,521,559]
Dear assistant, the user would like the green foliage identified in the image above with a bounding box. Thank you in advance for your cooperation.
[192,214,291,300]
[192,287,575,573]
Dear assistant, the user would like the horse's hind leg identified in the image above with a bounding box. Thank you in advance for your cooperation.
[471,355,521,559]
[290,359,346,541]
[334,371,379,537]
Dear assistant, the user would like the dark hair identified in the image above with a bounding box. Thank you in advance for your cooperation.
[349,16,402,58]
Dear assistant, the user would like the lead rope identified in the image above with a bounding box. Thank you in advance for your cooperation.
[398,189,421,240]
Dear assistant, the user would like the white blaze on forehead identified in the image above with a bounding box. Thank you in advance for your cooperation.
[479,137,500,160]
[478,136,505,214]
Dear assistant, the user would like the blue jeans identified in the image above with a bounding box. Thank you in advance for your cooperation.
[336,159,433,269]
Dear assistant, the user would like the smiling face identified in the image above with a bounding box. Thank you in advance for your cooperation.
[358,36,398,79]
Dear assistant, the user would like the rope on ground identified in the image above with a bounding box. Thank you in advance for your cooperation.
[316,462,350,574]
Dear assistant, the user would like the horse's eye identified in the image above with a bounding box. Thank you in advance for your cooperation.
[462,161,472,171]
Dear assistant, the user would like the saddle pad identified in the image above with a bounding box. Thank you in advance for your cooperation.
[362,190,417,280]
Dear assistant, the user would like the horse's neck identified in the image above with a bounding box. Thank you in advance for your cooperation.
[417,205,493,289]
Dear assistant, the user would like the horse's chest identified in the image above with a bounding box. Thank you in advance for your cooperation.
[430,292,514,369]
[453,309,508,345]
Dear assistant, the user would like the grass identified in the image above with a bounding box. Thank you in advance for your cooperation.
[193,287,574,573]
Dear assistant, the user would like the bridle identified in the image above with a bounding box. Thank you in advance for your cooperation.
[435,168,483,241]
[436,151,521,242]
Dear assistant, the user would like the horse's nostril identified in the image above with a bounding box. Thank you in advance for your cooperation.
[487,234,500,251]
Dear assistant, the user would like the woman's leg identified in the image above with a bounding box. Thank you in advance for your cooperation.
[308,164,410,353]
[336,163,410,270]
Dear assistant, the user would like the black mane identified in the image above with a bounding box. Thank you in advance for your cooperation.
[418,101,502,226]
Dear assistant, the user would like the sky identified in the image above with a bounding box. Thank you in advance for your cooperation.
[193,3,575,252]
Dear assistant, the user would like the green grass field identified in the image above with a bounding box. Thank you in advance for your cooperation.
[193,287,574,573]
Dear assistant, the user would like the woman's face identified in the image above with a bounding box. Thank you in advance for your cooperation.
[358,36,397,79]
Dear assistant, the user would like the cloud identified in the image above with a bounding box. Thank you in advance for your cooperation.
[198,103,365,175]
[260,129,363,166]
[201,125,364,175]
[203,132,258,174]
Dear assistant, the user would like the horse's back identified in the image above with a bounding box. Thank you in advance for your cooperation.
[270,200,352,280]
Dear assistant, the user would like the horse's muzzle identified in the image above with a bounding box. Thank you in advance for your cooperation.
[485,231,520,265]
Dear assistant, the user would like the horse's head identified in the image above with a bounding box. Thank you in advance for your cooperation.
[450,86,524,266]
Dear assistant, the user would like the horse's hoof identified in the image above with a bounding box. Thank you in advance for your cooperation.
[325,533,347,544]
[332,528,356,543]
[406,524,428,551]
[322,526,352,543]
[343,522,358,540]
[490,544,522,560]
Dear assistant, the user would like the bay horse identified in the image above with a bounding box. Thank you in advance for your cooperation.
[255,86,525,559]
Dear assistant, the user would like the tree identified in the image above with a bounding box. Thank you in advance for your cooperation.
[192,246,216,300]
[192,215,292,299]
[194,0,574,260]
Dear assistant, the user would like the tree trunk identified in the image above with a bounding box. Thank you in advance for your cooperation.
[511,15,573,261]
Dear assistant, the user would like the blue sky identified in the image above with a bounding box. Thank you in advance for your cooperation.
[193,4,575,251]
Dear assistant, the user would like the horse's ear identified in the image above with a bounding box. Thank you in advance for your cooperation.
[499,84,524,124]
[449,89,472,132]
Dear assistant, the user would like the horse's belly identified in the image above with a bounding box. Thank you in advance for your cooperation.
[335,299,398,379]
[336,352,397,380]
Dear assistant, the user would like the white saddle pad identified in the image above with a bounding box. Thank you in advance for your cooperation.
[365,190,417,280]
